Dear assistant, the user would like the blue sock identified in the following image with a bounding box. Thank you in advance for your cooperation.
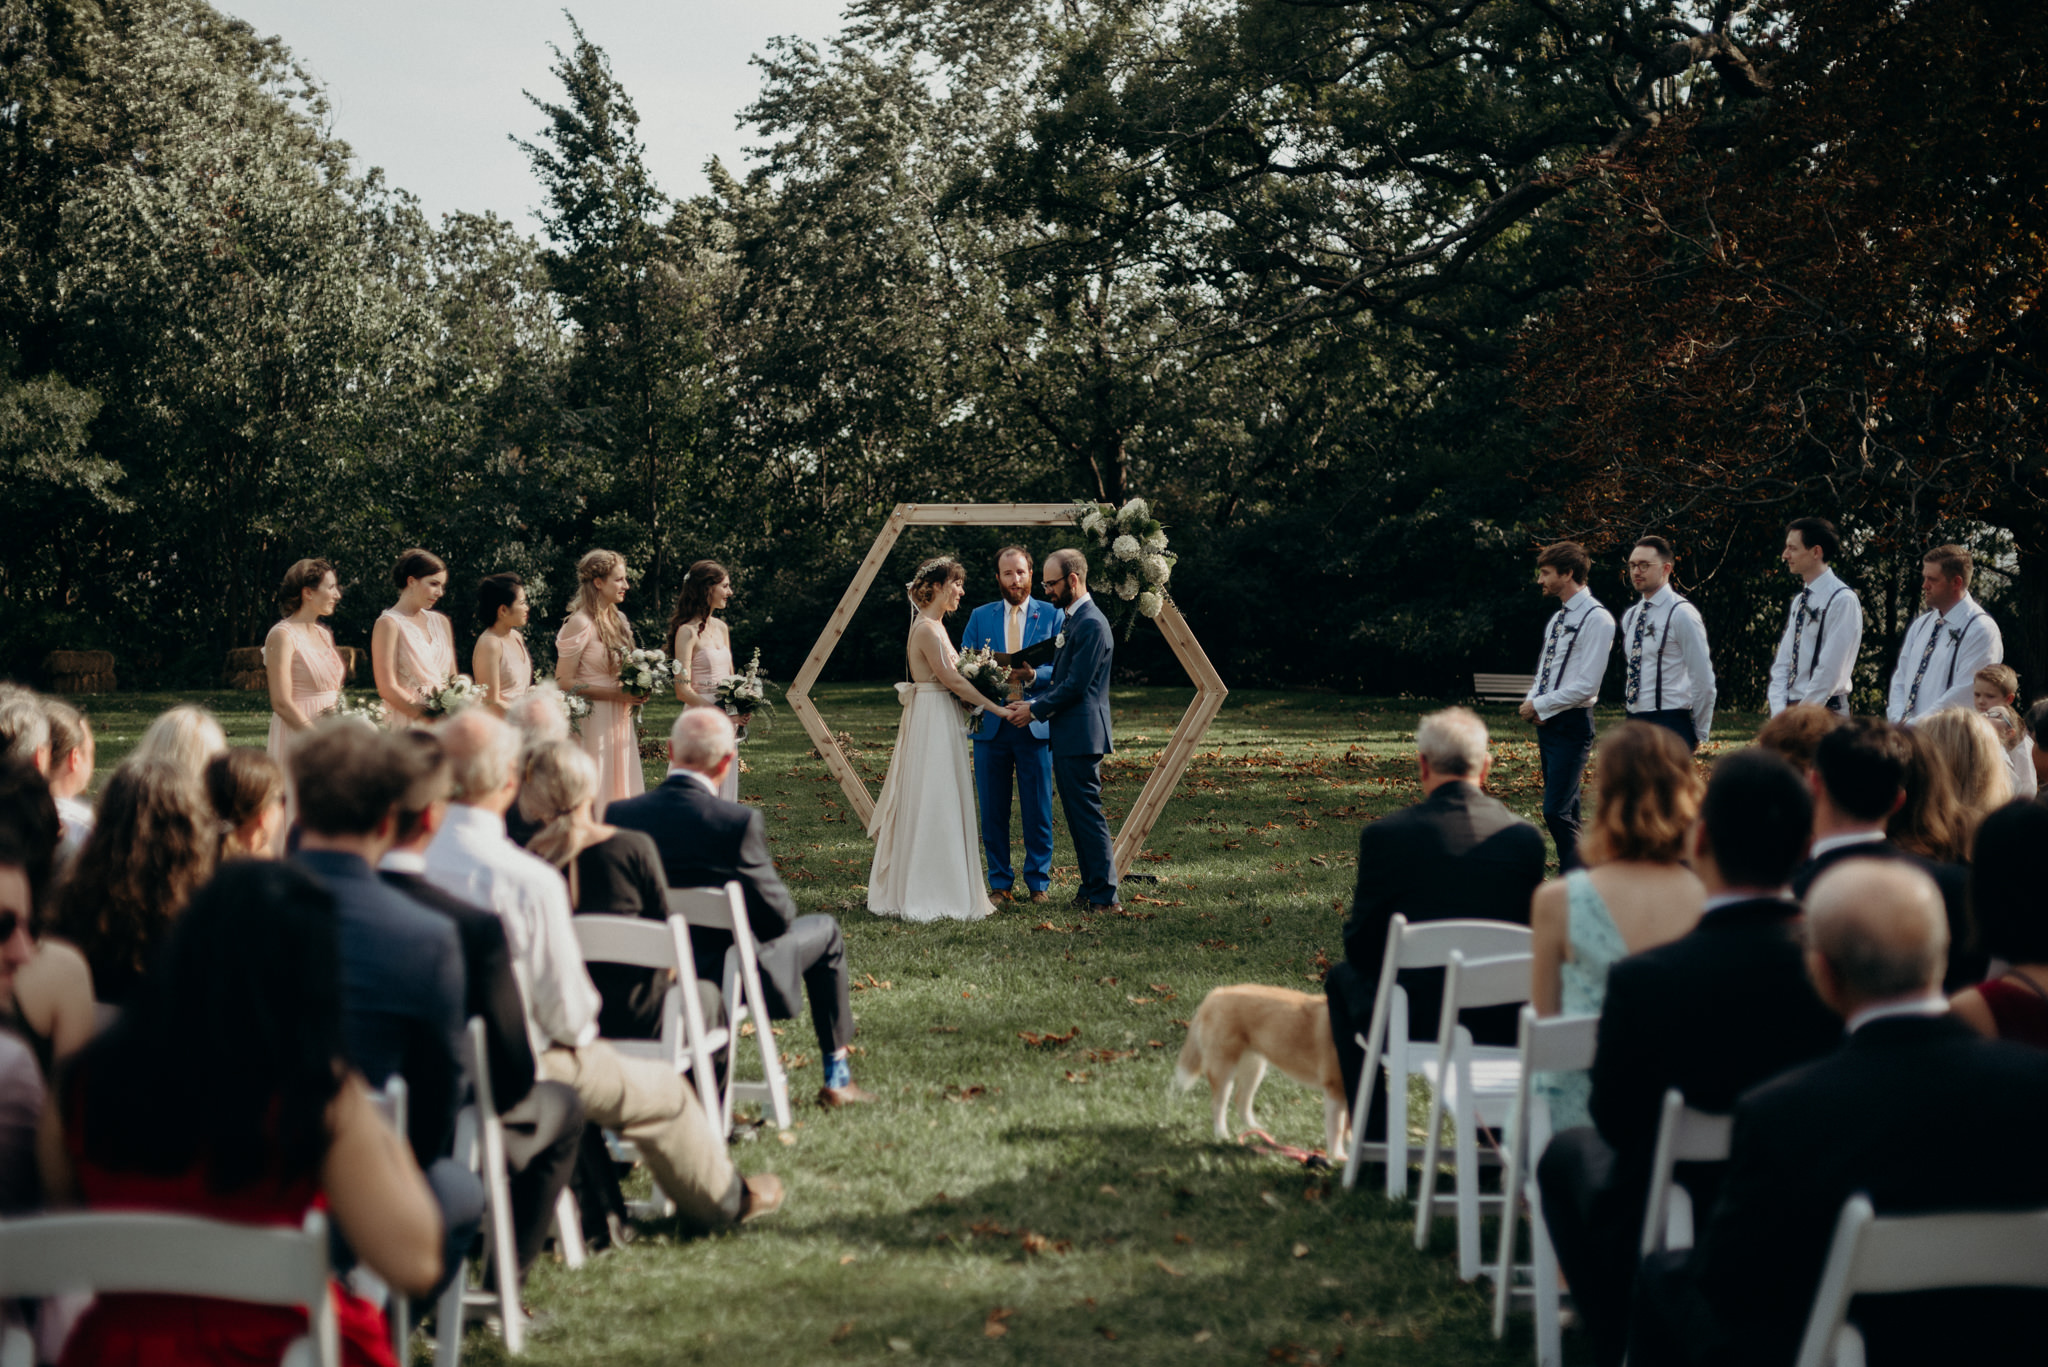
[823,1054,850,1090]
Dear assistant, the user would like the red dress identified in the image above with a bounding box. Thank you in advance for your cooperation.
[58,1133,396,1367]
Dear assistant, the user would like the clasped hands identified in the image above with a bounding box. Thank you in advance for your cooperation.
[996,700,1034,728]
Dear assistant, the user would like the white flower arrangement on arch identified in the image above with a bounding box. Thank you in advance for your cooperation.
[1067,495,1178,629]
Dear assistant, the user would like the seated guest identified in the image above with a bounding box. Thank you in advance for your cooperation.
[1794,718,1979,990]
[1951,799,2048,1047]
[1323,706,1546,1142]
[1532,722,1705,1132]
[2027,699,2048,794]
[1629,859,2048,1367]
[424,708,782,1226]
[41,862,444,1367]
[48,759,216,1007]
[1539,749,1841,1367]
[0,759,59,1212]
[1972,664,2036,800]
[378,731,583,1280]
[522,739,696,1041]
[609,707,873,1107]
[0,762,92,1076]
[504,686,571,847]
[204,746,286,860]
[1916,706,2012,843]
[290,720,481,1303]
[1885,722,1970,862]
[43,701,94,859]
[128,703,228,779]
[0,686,50,772]
[1752,703,1844,776]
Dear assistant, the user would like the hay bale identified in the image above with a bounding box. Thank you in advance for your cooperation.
[42,650,117,694]
[227,669,270,691]
[225,646,265,673]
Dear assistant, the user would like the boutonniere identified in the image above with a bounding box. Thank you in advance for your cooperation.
[1640,618,1659,641]
[1948,627,1964,645]
[1055,631,1067,649]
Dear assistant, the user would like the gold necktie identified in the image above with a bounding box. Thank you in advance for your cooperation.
[1007,606,1025,699]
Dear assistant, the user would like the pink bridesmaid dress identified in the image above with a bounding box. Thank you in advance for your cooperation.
[683,620,740,802]
[495,631,533,704]
[262,619,346,759]
[378,608,457,721]
[558,610,645,814]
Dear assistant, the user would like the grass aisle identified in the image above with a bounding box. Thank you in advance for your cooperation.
[84,686,1761,1366]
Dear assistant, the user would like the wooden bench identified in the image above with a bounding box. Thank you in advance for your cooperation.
[1473,673,1536,702]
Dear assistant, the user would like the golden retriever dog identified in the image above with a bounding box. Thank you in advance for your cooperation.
[1173,984,1350,1161]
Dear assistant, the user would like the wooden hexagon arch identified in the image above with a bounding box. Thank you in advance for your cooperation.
[784,502,1229,879]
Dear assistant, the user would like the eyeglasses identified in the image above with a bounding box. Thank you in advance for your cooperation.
[0,910,24,942]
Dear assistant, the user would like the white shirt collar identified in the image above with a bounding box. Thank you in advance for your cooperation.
[380,849,428,873]
[1802,567,1842,595]
[1066,592,1093,618]
[1639,583,1677,610]
[442,802,509,840]
[1704,889,1790,913]
[666,765,722,797]
[1847,994,1948,1034]
[1810,829,1888,859]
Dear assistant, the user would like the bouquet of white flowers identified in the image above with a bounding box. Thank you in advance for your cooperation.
[419,674,480,720]
[955,646,1011,733]
[714,648,772,713]
[1067,494,1178,628]
[615,647,677,703]
[321,694,388,728]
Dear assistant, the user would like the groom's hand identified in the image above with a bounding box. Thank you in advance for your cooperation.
[1003,702,1033,727]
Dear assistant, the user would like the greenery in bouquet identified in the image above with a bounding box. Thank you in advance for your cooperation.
[527,680,591,735]
[955,645,1011,732]
[321,693,388,728]
[419,674,480,720]
[713,647,774,730]
[1069,496,1175,632]
[615,646,676,703]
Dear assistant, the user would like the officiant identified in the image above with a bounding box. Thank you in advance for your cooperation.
[961,546,1061,903]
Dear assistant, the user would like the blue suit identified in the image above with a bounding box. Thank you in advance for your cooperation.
[961,596,1061,894]
[1028,595,1117,905]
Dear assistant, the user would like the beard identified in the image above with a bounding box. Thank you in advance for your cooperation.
[1001,581,1032,607]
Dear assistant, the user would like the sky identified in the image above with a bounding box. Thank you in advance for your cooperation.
[219,0,851,228]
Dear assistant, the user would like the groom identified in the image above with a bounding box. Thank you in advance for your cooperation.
[961,546,1061,903]
[1002,548,1118,911]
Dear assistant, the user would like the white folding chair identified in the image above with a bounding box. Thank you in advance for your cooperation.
[1341,916,1534,1197]
[669,882,792,1131]
[1638,1088,1733,1259]
[1414,950,1534,1280]
[1793,1194,2048,1367]
[359,1076,412,1365]
[1492,1006,1600,1367]
[571,911,728,1128]
[0,1210,338,1367]
[436,1018,522,1365]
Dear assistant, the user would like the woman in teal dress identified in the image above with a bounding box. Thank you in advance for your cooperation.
[1531,722,1709,1130]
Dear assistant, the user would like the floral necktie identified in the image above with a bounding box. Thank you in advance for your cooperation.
[1625,604,1650,706]
[1789,587,1813,676]
[1903,616,1947,719]
[1536,611,1566,693]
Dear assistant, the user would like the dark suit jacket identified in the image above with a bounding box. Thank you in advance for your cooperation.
[1589,898,1842,1212]
[605,773,804,1007]
[380,866,536,1114]
[1343,781,1546,1044]
[1028,596,1114,757]
[296,850,465,1161]
[1791,839,1983,991]
[1686,1015,2048,1365]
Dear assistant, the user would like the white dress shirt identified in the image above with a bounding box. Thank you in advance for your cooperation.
[1065,592,1093,619]
[2005,735,2039,801]
[1887,591,2003,723]
[1524,587,1616,721]
[1808,829,1887,860]
[423,802,602,1055]
[1619,584,1717,742]
[1846,994,1948,1034]
[1768,568,1863,715]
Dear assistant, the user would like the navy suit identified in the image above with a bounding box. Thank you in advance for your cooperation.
[1028,595,1117,905]
[961,595,1060,894]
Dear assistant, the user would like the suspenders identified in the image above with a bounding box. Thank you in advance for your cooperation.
[1942,609,1981,691]
[1803,584,1848,678]
[1649,594,1688,711]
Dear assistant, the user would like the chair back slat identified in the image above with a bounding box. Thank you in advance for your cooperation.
[1396,920,1533,971]
[573,914,677,971]
[1671,1107,1733,1163]
[1443,950,1535,1014]
[1851,1207,2048,1293]
[667,886,734,930]
[0,1210,333,1309]
[1523,1010,1599,1074]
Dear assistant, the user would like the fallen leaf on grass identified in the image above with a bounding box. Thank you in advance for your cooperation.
[1174,1231,1192,1244]
[839,1254,856,1265]
[1018,1027,1079,1048]
[887,1337,912,1353]
[1154,1257,1184,1277]
[1139,850,1173,862]
[1171,1019,1191,1028]
[1063,1070,1091,1083]
[1260,1190,1283,1209]
[828,1321,855,1343]
[1126,996,1155,1005]
[777,1131,796,1146]
[928,1026,960,1034]
[1147,1040,1166,1048]
[1097,1326,1119,1341]
[1084,1048,1138,1063]
[1198,939,1240,951]
[1292,1242,1310,1258]
[1127,893,1186,907]
[1149,983,1173,992]
[969,1219,1013,1237]
[984,1308,1013,1338]
[943,1084,987,1102]
[1097,976,1119,986]
[1098,1184,1118,1195]
[1193,1328,1214,1343]
[853,973,893,991]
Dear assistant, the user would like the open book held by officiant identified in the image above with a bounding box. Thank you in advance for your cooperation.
[995,634,1061,670]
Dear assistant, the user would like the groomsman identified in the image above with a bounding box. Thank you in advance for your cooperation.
[1887,543,2004,724]
[1518,542,1615,871]
[1767,517,1863,716]
[1618,536,1715,750]
[960,546,1061,903]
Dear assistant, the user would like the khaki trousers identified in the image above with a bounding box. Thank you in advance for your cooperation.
[541,1040,744,1229]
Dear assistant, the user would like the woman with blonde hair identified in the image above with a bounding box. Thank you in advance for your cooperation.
[130,705,228,780]
[555,549,644,813]
[668,560,744,800]
[866,557,1007,922]
[519,740,673,1037]
[1915,707,2013,849]
[371,548,457,723]
[1531,720,1707,1130]
[263,558,347,759]
[1888,722,1975,863]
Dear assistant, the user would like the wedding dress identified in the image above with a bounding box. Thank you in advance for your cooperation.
[867,624,994,922]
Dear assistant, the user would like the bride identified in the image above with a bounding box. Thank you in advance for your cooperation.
[868,557,1008,922]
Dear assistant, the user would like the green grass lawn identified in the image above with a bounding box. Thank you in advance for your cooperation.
[77,685,1764,1367]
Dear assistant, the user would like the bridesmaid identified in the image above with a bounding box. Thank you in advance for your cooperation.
[668,559,741,801]
[556,549,645,814]
[371,547,457,723]
[262,558,345,760]
[473,572,534,714]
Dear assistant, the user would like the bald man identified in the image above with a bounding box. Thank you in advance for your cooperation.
[1629,859,2048,1367]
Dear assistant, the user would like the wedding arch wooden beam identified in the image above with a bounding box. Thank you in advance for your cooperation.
[784,502,1229,879]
